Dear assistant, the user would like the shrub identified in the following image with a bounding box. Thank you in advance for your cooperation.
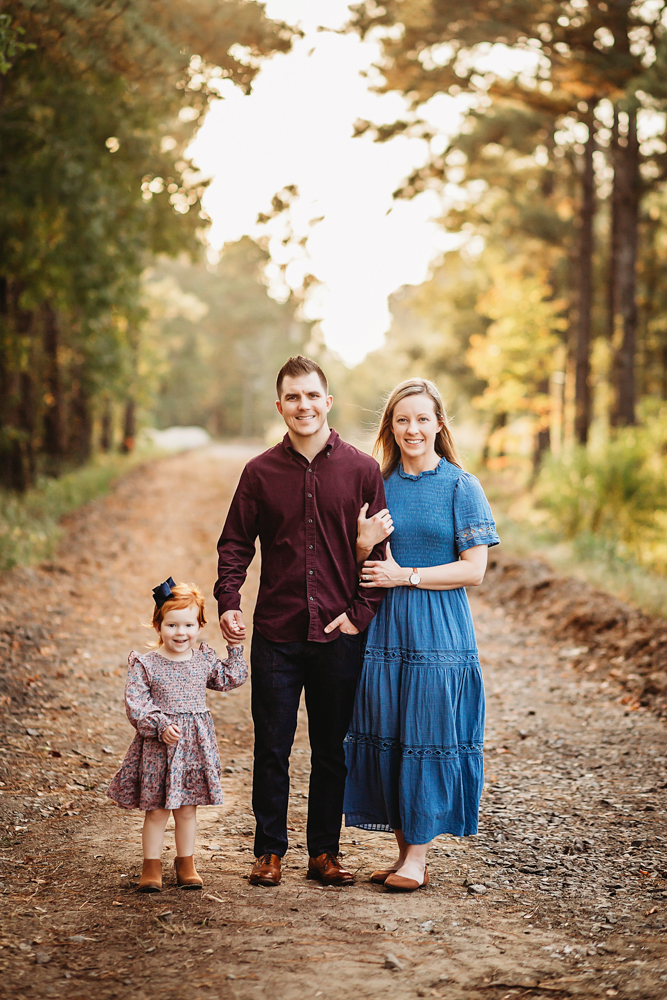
[0,453,145,571]
[535,426,667,571]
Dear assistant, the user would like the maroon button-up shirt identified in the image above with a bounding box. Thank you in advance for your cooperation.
[215,430,387,643]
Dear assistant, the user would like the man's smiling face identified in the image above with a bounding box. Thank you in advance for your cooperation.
[276,371,333,440]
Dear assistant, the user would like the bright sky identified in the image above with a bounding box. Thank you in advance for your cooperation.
[190,0,468,365]
[189,2,665,365]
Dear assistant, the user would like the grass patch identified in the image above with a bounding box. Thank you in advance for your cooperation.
[491,499,667,623]
[0,450,155,572]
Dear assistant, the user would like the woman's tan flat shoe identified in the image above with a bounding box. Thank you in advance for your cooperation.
[369,868,397,884]
[175,855,203,890]
[385,867,429,892]
[138,858,162,893]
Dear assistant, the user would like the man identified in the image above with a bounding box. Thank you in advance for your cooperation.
[215,355,387,887]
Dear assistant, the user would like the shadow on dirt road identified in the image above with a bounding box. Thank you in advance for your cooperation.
[0,446,665,1000]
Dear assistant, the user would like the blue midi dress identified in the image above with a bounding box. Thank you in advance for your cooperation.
[343,458,500,844]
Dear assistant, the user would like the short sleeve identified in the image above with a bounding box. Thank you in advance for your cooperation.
[453,472,500,554]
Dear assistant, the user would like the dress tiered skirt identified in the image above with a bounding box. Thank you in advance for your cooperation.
[344,586,485,843]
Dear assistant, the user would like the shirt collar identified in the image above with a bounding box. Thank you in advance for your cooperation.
[282,428,339,461]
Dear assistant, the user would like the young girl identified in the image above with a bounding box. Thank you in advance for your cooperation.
[107,578,247,892]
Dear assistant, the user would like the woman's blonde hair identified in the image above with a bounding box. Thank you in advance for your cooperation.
[373,378,462,479]
[148,582,207,647]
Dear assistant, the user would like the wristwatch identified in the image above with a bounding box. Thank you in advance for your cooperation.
[409,568,421,589]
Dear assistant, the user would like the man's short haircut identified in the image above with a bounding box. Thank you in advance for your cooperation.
[276,356,328,397]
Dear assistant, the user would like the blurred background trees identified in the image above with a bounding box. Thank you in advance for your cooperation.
[3,0,667,598]
[341,0,667,583]
[0,0,294,490]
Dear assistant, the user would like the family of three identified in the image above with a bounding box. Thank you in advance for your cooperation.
[108,355,499,894]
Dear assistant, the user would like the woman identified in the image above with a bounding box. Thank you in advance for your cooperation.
[344,378,499,891]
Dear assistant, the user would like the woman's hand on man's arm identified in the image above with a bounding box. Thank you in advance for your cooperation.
[355,502,393,569]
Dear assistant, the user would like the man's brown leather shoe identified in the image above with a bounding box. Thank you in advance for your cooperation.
[307,852,355,886]
[249,853,282,887]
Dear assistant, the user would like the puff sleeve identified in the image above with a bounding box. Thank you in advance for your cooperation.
[453,472,500,554]
[125,652,171,740]
[201,642,249,692]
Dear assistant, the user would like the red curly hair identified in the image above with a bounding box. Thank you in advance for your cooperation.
[150,582,207,646]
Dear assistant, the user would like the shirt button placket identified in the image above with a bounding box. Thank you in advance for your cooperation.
[306,465,316,627]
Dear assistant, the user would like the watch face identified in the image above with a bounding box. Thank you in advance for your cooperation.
[410,572,420,585]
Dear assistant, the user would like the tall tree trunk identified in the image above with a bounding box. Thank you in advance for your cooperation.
[121,398,136,453]
[100,397,113,452]
[610,104,640,427]
[42,301,64,476]
[0,276,16,490]
[0,282,37,491]
[574,107,597,446]
[606,106,620,347]
[532,378,551,475]
[482,411,507,464]
[18,370,36,487]
[68,368,93,465]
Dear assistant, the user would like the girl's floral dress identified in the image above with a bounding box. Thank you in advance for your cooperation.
[107,641,247,811]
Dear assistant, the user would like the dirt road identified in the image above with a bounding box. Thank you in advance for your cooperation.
[0,446,665,1000]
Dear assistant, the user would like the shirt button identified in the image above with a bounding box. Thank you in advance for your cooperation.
[309,570,313,575]
[308,468,312,472]
[309,596,314,601]
[308,518,313,523]
[309,544,313,549]
[307,493,312,498]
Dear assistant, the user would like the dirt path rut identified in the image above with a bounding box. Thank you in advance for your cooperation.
[0,446,665,1000]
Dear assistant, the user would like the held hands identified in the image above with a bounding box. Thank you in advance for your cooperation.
[220,609,246,644]
[162,724,181,745]
[324,611,360,636]
[359,542,408,589]
[357,502,394,550]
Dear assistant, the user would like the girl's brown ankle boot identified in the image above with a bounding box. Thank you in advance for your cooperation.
[138,858,162,893]
[175,855,203,889]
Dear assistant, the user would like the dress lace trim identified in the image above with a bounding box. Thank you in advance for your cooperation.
[345,731,483,758]
[455,522,499,546]
[364,646,479,665]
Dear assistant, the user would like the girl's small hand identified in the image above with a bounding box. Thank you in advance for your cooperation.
[359,542,407,589]
[162,724,181,745]
[357,502,394,550]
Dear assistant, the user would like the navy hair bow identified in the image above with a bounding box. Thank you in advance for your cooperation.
[152,576,176,608]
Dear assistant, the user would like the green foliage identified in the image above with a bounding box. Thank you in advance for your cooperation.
[347,0,667,436]
[147,239,311,437]
[535,423,667,570]
[0,0,295,490]
[0,450,152,571]
[0,12,32,73]
[468,263,566,418]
